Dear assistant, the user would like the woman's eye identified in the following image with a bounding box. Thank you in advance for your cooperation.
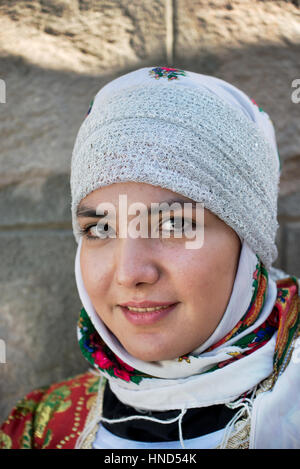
[80,217,197,240]
[160,216,196,234]
[81,223,114,240]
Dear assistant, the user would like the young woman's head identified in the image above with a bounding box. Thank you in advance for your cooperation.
[77,181,241,361]
[71,66,280,363]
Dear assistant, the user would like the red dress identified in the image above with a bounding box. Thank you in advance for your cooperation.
[0,370,99,449]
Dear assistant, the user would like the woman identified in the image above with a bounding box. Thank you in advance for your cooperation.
[1,66,300,449]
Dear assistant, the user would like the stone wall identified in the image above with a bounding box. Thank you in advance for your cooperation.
[0,0,300,422]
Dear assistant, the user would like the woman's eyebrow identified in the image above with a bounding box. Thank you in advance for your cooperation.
[76,205,105,218]
[76,199,198,218]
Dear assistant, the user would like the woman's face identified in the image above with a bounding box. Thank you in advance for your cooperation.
[78,182,241,362]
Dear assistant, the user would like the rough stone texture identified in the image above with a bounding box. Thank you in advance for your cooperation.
[285,223,300,276]
[277,153,300,278]
[278,154,300,199]
[0,230,83,421]
[0,0,300,422]
[0,0,167,74]
[0,172,71,227]
[279,191,300,219]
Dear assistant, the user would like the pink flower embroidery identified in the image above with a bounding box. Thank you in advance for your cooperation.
[115,355,135,372]
[92,349,114,369]
[113,368,131,382]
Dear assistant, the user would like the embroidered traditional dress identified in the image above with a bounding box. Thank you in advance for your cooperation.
[1,273,299,449]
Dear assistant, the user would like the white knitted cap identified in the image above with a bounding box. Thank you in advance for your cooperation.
[70,67,281,269]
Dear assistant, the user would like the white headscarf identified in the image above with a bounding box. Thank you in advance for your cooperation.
[75,238,278,411]
[71,67,281,269]
[71,68,299,449]
[73,67,282,410]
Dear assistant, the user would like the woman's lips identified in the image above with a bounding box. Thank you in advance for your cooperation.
[119,303,179,325]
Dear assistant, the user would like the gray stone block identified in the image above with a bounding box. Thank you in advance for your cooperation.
[0,0,168,196]
[1,0,300,429]
[0,230,87,423]
[285,222,300,278]
[0,173,72,227]
[278,191,300,218]
[0,0,167,73]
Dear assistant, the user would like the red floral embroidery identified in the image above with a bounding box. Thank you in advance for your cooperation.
[92,349,114,369]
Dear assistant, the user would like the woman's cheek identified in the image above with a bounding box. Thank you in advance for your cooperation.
[81,255,99,298]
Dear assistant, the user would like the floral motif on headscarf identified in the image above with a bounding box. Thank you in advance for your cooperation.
[78,309,151,384]
[77,262,300,385]
[85,98,94,118]
[149,67,186,81]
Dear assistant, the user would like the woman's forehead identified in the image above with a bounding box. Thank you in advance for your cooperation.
[78,182,196,207]
[76,184,224,227]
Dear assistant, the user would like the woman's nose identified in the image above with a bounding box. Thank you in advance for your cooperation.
[114,237,160,288]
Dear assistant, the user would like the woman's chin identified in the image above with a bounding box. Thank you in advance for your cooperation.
[122,342,181,362]
[126,348,168,362]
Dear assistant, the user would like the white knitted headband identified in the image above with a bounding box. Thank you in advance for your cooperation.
[70,66,281,268]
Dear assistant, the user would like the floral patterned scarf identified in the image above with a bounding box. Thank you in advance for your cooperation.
[77,260,300,386]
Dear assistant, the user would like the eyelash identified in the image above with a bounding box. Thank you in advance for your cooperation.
[79,217,198,241]
[78,224,106,241]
